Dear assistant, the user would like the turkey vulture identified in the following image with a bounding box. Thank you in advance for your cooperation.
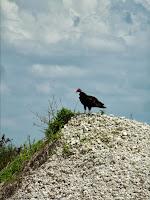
[76,88,106,113]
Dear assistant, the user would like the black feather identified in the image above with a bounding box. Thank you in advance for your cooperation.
[77,89,106,112]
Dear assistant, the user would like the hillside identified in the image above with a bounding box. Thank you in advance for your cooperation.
[4,114,150,200]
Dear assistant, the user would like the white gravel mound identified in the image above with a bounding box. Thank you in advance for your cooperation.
[8,114,150,200]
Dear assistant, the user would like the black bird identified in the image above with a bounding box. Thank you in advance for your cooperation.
[76,88,106,113]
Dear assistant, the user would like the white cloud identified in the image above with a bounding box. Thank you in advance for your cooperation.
[35,82,52,94]
[83,35,126,52]
[31,64,88,78]
[1,0,150,56]
[2,0,148,53]
[1,0,33,43]
[63,0,98,15]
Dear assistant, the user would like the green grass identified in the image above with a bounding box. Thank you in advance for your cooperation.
[0,134,21,171]
[45,107,75,138]
[0,140,44,183]
[0,107,75,184]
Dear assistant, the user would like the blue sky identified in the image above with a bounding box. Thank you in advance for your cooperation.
[1,0,150,145]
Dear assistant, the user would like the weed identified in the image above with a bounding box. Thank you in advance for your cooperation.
[0,134,22,171]
[45,107,75,139]
[0,107,74,184]
[100,110,105,115]
[62,143,72,157]
[0,140,44,183]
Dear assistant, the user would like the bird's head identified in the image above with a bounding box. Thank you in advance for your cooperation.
[76,88,82,93]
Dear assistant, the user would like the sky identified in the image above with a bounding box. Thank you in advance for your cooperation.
[0,0,150,145]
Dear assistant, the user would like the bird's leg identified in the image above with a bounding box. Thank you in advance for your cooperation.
[88,107,91,115]
[84,105,86,114]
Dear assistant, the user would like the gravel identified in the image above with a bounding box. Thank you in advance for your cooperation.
[7,114,150,200]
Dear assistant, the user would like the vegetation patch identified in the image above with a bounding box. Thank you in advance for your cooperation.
[45,108,75,138]
[0,107,75,199]
[0,135,22,171]
[62,143,72,157]
[0,140,44,183]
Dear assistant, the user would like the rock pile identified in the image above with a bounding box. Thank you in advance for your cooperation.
[7,114,150,200]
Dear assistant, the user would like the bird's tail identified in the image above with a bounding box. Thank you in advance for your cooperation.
[102,105,106,108]
[96,101,106,108]
[98,103,106,108]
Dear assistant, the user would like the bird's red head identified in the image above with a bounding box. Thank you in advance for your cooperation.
[76,88,82,93]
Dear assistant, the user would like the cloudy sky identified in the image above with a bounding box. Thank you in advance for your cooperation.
[1,0,150,145]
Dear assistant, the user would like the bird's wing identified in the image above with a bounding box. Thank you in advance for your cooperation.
[87,95,103,105]
[87,96,104,107]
